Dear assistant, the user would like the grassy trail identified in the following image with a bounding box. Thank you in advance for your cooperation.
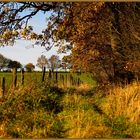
[0,71,139,138]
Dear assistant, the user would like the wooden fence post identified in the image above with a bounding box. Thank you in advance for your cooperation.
[42,67,46,82]
[62,75,64,86]
[65,73,67,87]
[1,77,5,97]
[52,70,55,83]
[21,68,24,85]
[70,74,74,86]
[48,70,52,84]
[69,74,72,86]
[55,71,58,84]
[13,68,17,89]
[49,70,52,79]
[60,74,62,85]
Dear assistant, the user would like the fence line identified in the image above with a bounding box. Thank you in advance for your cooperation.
[21,68,24,85]
[12,68,17,89]
[0,69,83,97]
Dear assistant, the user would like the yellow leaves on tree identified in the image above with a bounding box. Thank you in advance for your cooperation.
[53,2,140,84]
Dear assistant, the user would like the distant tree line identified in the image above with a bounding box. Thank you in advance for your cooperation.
[0,53,35,72]
[0,53,71,72]
[36,54,71,72]
[0,54,21,71]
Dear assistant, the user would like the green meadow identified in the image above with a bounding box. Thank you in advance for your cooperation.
[0,71,96,92]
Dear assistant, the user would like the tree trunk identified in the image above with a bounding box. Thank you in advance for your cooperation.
[107,3,129,83]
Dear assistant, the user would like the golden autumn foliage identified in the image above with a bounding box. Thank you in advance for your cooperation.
[50,2,140,84]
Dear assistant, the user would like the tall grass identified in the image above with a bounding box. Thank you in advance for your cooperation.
[58,92,109,138]
[101,81,140,138]
[0,80,140,138]
[58,81,140,138]
[0,82,65,138]
[102,82,140,121]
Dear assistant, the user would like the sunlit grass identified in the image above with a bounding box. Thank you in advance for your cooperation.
[0,79,140,138]
[101,81,140,138]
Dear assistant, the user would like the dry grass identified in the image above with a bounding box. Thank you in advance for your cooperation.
[99,81,140,138]
[102,81,140,122]
[77,83,92,91]
[58,81,140,138]
[58,93,109,138]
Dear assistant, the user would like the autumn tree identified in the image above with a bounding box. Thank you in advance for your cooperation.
[25,63,35,72]
[49,2,140,84]
[0,2,140,84]
[48,55,61,72]
[0,2,69,48]
[36,55,48,71]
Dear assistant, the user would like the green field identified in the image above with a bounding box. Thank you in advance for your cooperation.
[0,71,96,92]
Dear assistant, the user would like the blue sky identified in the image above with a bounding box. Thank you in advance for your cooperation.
[0,11,69,70]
